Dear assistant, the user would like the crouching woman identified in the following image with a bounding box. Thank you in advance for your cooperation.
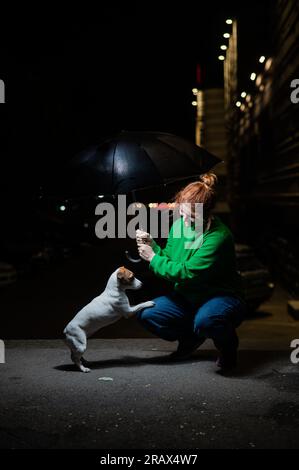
[136,173,247,370]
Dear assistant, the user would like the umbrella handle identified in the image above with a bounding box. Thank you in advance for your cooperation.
[125,250,142,263]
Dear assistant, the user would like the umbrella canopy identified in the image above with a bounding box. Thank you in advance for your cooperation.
[46,131,222,197]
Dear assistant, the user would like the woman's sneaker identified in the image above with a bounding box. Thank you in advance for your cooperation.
[169,338,205,361]
[216,348,238,370]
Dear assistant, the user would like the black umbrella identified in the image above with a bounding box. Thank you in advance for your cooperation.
[43,131,222,262]
[48,131,222,197]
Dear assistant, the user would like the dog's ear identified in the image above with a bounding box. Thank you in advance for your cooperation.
[117,266,134,283]
[117,266,126,279]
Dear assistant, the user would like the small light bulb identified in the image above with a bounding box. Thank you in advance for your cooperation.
[250,72,257,81]
[259,56,266,64]
[192,101,197,106]
[256,74,262,87]
[59,205,66,212]
[241,92,247,98]
[236,101,241,108]
[265,58,273,71]
[226,19,233,25]
[218,55,225,61]
[220,45,227,51]
[223,33,230,39]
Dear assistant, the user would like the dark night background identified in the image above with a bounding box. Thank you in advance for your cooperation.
[0,1,270,197]
[0,0,277,329]
[1,1,299,452]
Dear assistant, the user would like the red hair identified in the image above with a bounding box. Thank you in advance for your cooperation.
[173,173,218,218]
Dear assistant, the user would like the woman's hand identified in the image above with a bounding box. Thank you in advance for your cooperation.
[136,229,153,247]
[138,243,155,263]
[136,229,155,262]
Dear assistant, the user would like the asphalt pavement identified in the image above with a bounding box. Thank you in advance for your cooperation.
[1,243,299,449]
[0,338,299,449]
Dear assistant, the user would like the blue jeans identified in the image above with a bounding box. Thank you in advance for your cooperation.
[136,292,247,352]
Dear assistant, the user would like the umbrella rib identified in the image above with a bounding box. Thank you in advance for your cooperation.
[131,174,201,193]
[156,137,220,171]
[140,145,163,183]
[161,138,194,158]
[155,137,194,163]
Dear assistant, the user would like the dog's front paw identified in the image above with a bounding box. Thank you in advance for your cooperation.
[143,300,155,308]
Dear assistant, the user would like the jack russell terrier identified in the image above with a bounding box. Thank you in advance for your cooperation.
[63,266,155,372]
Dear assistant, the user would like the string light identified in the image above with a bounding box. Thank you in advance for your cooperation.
[215,20,269,112]
[265,58,273,71]
[256,75,263,87]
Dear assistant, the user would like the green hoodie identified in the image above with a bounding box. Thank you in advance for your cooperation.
[149,215,245,306]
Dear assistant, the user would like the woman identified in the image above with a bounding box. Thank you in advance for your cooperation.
[136,173,247,370]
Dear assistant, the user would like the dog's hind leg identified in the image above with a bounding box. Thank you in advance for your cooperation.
[64,325,90,373]
[81,356,90,367]
[71,351,90,373]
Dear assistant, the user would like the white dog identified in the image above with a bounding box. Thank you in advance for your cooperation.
[63,266,155,372]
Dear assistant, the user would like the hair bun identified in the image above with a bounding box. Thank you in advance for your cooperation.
[200,172,218,189]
